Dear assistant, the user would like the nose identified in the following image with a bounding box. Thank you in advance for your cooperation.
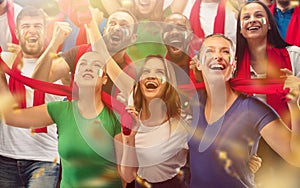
[248,16,257,24]
[213,52,223,62]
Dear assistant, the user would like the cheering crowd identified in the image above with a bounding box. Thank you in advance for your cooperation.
[1,0,300,187]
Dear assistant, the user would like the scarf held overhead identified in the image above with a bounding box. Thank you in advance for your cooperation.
[0,55,132,135]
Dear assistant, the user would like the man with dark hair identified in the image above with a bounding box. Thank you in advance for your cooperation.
[0,6,62,188]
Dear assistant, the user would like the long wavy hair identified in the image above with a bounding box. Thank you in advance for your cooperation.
[235,1,290,66]
[133,55,181,120]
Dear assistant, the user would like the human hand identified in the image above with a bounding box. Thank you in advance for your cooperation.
[190,55,203,82]
[248,155,262,174]
[281,68,300,103]
[123,105,139,136]
[7,43,21,54]
[50,22,72,49]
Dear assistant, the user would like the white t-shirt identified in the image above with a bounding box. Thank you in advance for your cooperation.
[135,118,188,183]
[0,58,63,163]
[0,3,22,52]
[200,2,237,48]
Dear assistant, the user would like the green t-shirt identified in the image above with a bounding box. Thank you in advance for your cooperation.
[47,101,122,188]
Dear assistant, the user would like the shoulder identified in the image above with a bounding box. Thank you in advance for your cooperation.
[47,100,71,111]
[286,45,300,54]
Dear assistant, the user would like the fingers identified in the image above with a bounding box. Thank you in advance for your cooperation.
[125,106,139,118]
[51,22,72,46]
[280,68,293,76]
[7,43,21,54]
[248,155,262,174]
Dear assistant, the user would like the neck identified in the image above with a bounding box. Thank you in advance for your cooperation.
[168,53,189,68]
[205,78,238,123]
[22,51,43,59]
[112,50,126,64]
[247,38,267,63]
[78,86,104,118]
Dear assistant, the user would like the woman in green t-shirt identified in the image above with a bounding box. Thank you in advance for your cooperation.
[0,51,123,188]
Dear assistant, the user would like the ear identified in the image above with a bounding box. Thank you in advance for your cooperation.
[268,24,271,30]
[231,60,237,76]
[101,74,108,85]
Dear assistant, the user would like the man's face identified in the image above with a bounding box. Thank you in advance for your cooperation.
[276,0,290,7]
[16,16,45,58]
[162,14,191,60]
[104,12,136,54]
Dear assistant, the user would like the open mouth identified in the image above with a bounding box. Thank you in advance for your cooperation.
[110,33,122,43]
[26,36,38,43]
[247,26,261,31]
[145,81,158,89]
[83,73,94,79]
[209,64,225,70]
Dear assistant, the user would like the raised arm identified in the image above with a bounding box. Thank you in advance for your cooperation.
[32,21,72,82]
[0,69,54,128]
[92,37,135,98]
[260,72,300,167]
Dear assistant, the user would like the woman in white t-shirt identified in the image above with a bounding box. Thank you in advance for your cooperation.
[114,55,190,188]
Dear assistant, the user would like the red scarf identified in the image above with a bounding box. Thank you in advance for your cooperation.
[7,0,18,45]
[8,53,47,133]
[189,0,226,40]
[270,3,300,47]
[236,46,292,127]
[0,56,132,135]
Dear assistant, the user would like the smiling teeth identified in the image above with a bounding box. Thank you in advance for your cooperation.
[145,81,158,89]
[247,26,260,31]
[210,64,224,70]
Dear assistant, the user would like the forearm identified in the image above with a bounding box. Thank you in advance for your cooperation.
[288,101,300,164]
[92,39,135,97]
[86,9,102,44]
[120,135,138,182]
[32,42,58,82]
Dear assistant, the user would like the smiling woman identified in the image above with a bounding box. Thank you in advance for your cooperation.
[234,1,300,187]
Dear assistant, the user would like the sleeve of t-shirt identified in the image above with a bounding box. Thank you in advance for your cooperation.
[287,46,300,77]
[47,101,67,126]
[247,97,279,132]
[58,46,79,74]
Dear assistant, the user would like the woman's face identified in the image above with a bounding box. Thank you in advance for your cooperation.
[134,0,158,15]
[239,3,270,40]
[139,57,168,100]
[75,52,107,88]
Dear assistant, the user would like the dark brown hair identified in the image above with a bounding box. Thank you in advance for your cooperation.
[235,0,290,65]
[133,55,181,119]
[16,6,47,28]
